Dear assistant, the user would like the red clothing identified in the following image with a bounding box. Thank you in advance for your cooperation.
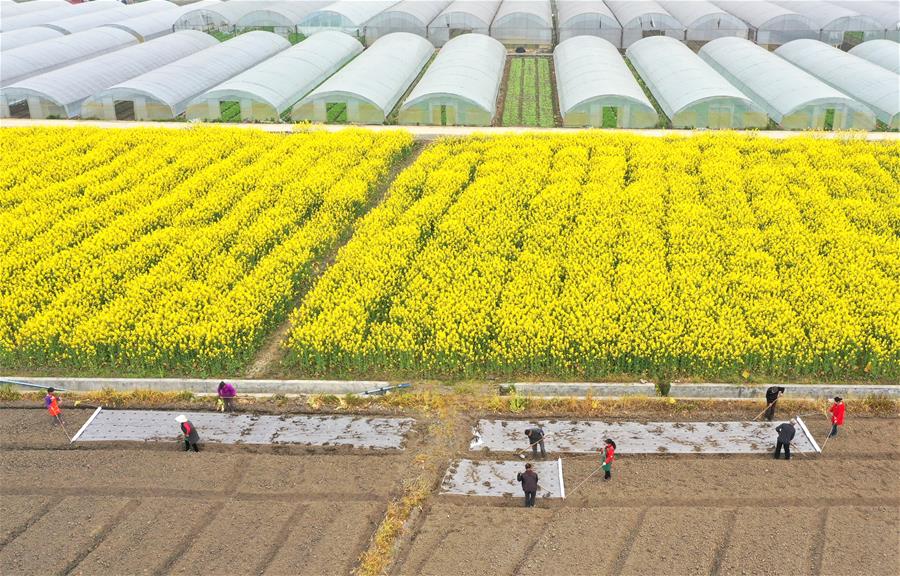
[829,402,845,425]
[45,394,61,417]
[603,445,615,465]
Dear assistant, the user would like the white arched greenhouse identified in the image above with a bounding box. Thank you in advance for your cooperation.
[714,1,815,47]
[776,39,900,129]
[1,26,65,51]
[427,0,501,47]
[555,35,658,128]
[174,1,262,34]
[83,31,289,121]
[102,2,200,43]
[626,36,766,129]
[774,1,884,46]
[37,0,174,35]
[399,33,504,126]
[3,31,216,119]
[489,0,552,48]
[832,1,900,41]
[658,0,748,43]
[699,37,874,130]
[605,1,683,48]
[0,0,68,19]
[1,0,117,32]
[298,1,395,38]
[849,39,900,74]
[233,1,330,36]
[186,31,362,122]
[1,27,138,88]
[364,1,450,44]
[293,32,433,123]
[556,0,622,45]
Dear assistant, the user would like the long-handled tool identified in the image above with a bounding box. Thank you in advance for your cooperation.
[516,434,551,459]
[752,398,779,421]
[566,465,604,497]
[54,415,71,442]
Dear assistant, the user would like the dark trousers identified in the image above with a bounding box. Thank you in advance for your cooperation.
[532,439,546,458]
[223,397,235,412]
[524,491,536,507]
[774,441,791,459]
[830,424,839,437]
[764,403,776,421]
[184,440,199,452]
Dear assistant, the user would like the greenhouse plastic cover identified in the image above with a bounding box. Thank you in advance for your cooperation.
[402,33,504,115]
[626,35,755,117]
[605,0,682,29]
[658,0,747,30]
[555,35,654,117]
[175,0,276,28]
[1,26,138,87]
[234,0,332,28]
[0,25,65,51]
[104,2,217,42]
[3,31,217,116]
[432,0,503,29]
[849,39,900,74]
[0,0,68,19]
[557,0,620,29]
[193,30,363,114]
[1,0,119,32]
[699,36,871,121]
[39,0,174,35]
[492,0,552,27]
[773,1,883,31]
[303,32,433,114]
[712,0,811,30]
[366,0,451,28]
[94,31,290,115]
[776,38,900,125]
[301,0,397,26]
[831,1,900,29]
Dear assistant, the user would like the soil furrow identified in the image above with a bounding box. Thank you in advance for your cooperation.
[253,502,308,575]
[810,506,830,574]
[0,487,384,502]
[511,508,561,574]
[154,502,222,576]
[610,506,648,576]
[61,498,140,576]
[0,496,61,548]
[708,508,738,576]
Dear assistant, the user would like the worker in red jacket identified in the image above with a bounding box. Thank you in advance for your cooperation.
[175,415,200,452]
[44,387,65,426]
[828,397,845,437]
[601,438,616,480]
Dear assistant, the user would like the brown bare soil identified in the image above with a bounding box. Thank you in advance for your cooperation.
[0,408,897,575]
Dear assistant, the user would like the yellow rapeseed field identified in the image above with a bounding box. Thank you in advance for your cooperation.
[287,132,900,380]
[0,126,412,371]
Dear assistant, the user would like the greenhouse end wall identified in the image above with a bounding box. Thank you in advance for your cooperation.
[563,100,658,128]
[671,99,766,129]
[399,97,492,126]
[185,98,280,122]
[291,98,386,124]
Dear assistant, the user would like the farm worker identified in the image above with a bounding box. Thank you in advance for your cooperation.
[44,387,65,426]
[601,438,616,480]
[525,426,546,458]
[217,381,236,412]
[829,397,845,437]
[764,386,785,421]
[774,419,796,460]
[175,415,200,452]
[517,463,539,508]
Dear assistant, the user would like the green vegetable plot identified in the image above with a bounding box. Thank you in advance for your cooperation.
[501,57,556,128]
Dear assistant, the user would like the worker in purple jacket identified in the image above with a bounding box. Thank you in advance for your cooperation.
[217,381,236,412]
[517,463,539,508]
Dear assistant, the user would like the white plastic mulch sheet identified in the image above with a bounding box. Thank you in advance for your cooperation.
[441,459,565,499]
[73,409,414,449]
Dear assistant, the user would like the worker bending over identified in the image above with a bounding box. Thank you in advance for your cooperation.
[764,386,785,421]
[774,419,796,460]
[175,415,200,452]
[525,426,546,458]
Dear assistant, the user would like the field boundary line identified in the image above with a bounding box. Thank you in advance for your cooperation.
[253,502,308,575]
[810,507,830,574]
[61,498,140,576]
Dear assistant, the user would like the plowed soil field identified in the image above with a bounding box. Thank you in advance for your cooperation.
[1,409,897,575]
